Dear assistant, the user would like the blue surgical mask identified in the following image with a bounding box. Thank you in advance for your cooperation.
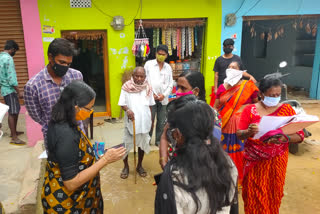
[262,95,281,107]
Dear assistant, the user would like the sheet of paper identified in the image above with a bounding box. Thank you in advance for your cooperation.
[253,116,293,139]
[253,115,319,139]
[38,151,48,159]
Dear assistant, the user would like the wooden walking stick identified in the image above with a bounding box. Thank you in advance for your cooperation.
[133,119,137,184]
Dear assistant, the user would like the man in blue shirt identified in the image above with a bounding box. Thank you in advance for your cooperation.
[0,40,25,145]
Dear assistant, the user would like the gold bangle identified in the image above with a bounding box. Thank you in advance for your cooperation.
[101,156,107,163]
[159,157,166,161]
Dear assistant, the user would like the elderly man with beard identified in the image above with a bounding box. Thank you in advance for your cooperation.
[118,66,155,179]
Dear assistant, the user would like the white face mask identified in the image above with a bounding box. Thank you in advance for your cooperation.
[262,95,281,107]
[224,68,244,86]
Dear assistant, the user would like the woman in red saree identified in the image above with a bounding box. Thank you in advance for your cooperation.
[214,62,258,185]
[237,78,304,214]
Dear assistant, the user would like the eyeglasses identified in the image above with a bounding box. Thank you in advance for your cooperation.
[81,106,94,112]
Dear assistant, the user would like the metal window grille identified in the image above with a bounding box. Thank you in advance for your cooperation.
[70,0,91,8]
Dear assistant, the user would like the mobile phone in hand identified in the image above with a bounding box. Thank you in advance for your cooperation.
[104,143,125,153]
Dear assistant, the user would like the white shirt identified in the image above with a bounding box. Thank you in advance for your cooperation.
[144,59,173,105]
[118,89,155,134]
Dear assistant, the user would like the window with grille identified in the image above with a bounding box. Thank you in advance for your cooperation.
[70,0,91,8]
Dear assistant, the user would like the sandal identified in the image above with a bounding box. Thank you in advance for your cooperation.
[136,166,147,177]
[10,131,24,137]
[120,167,129,179]
[10,138,26,146]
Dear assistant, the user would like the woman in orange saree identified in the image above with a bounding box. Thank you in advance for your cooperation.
[237,78,304,214]
[214,62,258,185]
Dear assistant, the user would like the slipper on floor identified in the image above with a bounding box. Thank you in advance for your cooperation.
[10,138,26,146]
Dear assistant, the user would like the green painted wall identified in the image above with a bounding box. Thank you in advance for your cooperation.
[37,0,222,117]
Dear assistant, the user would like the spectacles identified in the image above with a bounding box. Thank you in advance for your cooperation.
[81,106,94,112]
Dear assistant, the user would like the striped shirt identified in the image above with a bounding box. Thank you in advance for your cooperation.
[24,67,83,140]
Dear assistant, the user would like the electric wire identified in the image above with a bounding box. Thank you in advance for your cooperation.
[92,0,142,26]
[91,0,113,18]
[125,0,142,26]
[242,0,263,16]
[234,0,246,15]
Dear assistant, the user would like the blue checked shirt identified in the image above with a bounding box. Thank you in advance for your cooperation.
[24,67,83,140]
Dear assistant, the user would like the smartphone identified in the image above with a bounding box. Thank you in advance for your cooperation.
[104,143,125,153]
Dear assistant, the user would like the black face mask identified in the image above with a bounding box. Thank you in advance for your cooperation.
[52,63,69,77]
[10,51,16,57]
[223,47,233,54]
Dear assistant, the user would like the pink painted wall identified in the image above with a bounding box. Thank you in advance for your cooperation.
[20,0,45,146]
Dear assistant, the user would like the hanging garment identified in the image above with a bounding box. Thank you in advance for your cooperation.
[172,28,177,50]
[140,43,145,58]
[168,28,172,56]
[191,27,194,53]
[177,28,181,59]
[195,26,198,47]
[143,44,147,57]
[146,43,150,55]
[153,28,157,48]
[185,27,189,57]
[162,28,166,45]
[188,27,192,56]
[181,27,185,59]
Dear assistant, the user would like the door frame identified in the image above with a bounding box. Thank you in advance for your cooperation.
[61,30,111,117]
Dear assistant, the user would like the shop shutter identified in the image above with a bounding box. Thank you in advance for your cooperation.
[0,0,29,102]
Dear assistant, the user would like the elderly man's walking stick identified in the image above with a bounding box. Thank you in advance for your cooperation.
[133,119,137,184]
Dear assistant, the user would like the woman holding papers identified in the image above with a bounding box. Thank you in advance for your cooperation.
[214,61,259,185]
[41,81,126,213]
[236,78,304,214]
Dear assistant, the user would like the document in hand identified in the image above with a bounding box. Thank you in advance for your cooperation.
[253,114,319,139]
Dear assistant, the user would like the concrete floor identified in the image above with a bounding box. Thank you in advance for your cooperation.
[0,114,33,213]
